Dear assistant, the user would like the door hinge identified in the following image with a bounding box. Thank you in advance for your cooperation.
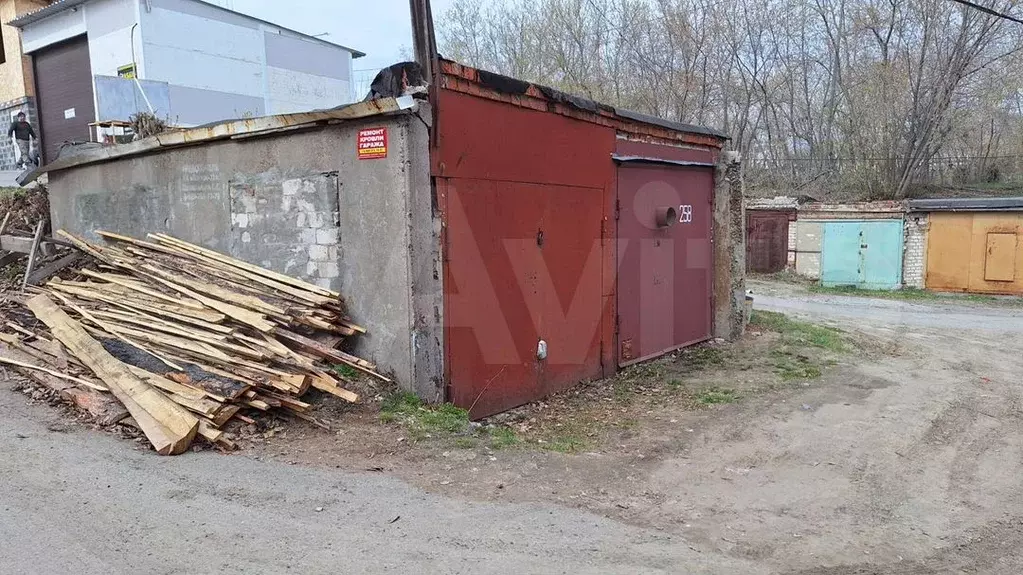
[615,198,621,221]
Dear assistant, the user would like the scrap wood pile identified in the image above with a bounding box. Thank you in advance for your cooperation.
[0,230,390,455]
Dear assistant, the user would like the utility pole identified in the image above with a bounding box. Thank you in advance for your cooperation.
[409,0,438,83]
[409,0,439,146]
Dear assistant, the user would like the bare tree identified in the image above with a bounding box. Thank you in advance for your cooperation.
[440,0,1023,199]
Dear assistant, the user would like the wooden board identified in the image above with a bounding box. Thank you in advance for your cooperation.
[0,343,127,424]
[26,253,83,285]
[0,235,35,254]
[26,294,199,455]
[151,233,340,298]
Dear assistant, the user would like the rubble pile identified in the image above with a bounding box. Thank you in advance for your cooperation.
[0,230,387,454]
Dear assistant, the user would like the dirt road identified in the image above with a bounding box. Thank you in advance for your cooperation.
[2,283,1023,573]
[0,392,754,575]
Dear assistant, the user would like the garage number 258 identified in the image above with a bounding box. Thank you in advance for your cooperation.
[679,204,693,224]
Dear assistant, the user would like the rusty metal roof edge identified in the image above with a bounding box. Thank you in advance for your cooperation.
[612,109,728,140]
[440,59,727,141]
[907,197,1023,212]
[20,97,416,184]
[612,155,716,168]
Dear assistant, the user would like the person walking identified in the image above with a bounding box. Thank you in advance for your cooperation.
[8,112,36,169]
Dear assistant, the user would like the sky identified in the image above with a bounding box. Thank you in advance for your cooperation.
[210,1,468,82]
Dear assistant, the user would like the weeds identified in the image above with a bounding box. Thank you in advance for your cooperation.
[808,284,1010,305]
[751,310,848,381]
[332,364,360,379]
[750,310,845,351]
[679,346,726,369]
[697,388,739,404]
[380,391,470,439]
[0,187,27,200]
[770,350,823,380]
[542,435,586,453]
[379,391,520,449]
[489,426,519,449]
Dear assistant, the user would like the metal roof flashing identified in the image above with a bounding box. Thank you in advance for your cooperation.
[445,61,727,142]
[907,197,1023,212]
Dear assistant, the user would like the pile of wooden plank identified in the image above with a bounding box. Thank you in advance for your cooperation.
[0,230,388,455]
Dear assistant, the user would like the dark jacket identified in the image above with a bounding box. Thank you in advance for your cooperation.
[8,120,35,141]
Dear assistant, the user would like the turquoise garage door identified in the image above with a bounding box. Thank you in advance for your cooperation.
[821,220,904,290]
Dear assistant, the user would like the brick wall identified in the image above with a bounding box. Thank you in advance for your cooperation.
[903,213,928,289]
[787,220,797,268]
[228,173,342,292]
[0,97,37,170]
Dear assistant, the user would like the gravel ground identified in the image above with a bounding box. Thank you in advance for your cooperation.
[2,281,1023,574]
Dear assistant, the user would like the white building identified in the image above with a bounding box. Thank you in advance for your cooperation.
[9,0,364,162]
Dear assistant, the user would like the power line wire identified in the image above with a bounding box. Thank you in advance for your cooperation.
[948,0,1023,25]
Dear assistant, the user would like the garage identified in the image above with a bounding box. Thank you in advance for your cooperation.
[910,198,1023,295]
[747,210,792,273]
[32,35,95,163]
[820,220,904,290]
[433,61,740,418]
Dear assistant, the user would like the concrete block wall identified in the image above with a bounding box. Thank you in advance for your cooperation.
[0,97,37,170]
[903,213,928,289]
[713,152,747,340]
[227,173,342,291]
[46,106,443,399]
[794,220,823,279]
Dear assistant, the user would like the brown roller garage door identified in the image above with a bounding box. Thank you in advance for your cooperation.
[33,35,95,164]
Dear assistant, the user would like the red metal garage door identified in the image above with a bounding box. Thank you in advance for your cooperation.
[33,35,96,163]
[617,163,714,366]
[747,211,790,273]
[442,178,606,418]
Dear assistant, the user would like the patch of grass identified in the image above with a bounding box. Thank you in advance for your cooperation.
[612,378,634,401]
[489,426,519,449]
[697,388,739,405]
[808,284,1006,305]
[770,349,824,380]
[750,310,846,351]
[0,187,28,200]
[453,437,479,449]
[379,391,471,439]
[749,269,812,285]
[666,378,684,391]
[332,364,360,379]
[679,346,726,369]
[542,434,586,453]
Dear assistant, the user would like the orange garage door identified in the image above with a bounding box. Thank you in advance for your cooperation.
[926,213,1023,294]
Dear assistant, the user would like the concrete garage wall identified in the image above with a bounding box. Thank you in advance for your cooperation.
[793,202,907,282]
[795,221,823,279]
[45,108,443,399]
